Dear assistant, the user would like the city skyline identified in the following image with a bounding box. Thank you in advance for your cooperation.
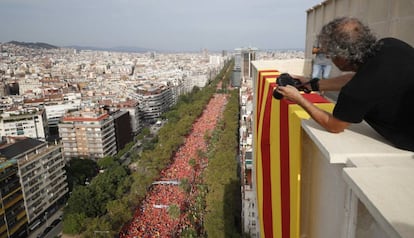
[0,0,323,52]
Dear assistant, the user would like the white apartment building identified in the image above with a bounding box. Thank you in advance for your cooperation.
[209,55,224,66]
[18,77,42,95]
[135,83,174,122]
[159,78,186,106]
[44,99,81,130]
[58,108,117,159]
[0,108,49,141]
[187,74,209,91]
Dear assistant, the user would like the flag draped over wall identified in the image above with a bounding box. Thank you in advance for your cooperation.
[254,69,333,238]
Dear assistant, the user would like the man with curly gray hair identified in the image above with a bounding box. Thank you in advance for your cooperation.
[275,17,414,152]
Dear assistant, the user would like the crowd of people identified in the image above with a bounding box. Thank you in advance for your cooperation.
[120,93,228,237]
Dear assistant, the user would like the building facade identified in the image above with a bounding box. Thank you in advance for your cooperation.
[109,109,133,153]
[239,84,258,236]
[0,136,68,237]
[100,99,141,135]
[233,47,257,87]
[0,108,49,141]
[135,83,174,122]
[0,158,27,238]
[58,108,117,159]
[44,99,82,135]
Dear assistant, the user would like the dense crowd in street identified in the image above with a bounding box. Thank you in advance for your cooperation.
[120,93,228,237]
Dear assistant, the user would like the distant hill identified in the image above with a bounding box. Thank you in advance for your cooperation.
[5,40,156,53]
[8,41,59,50]
[67,45,156,53]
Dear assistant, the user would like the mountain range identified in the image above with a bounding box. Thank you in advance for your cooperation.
[7,41,59,50]
[5,41,154,53]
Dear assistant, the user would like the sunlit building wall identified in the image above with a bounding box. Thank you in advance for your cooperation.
[58,108,117,159]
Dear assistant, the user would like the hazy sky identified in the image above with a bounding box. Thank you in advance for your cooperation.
[0,0,323,51]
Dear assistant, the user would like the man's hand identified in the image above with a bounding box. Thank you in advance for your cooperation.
[291,75,309,83]
[274,85,304,103]
[291,75,312,91]
[275,84,350,133]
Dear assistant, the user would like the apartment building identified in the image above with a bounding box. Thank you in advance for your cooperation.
[108,109,133,153]
[58,108,117,159]
[0,108,49,141]
[135,83,174,122]
[99,98,141,135]
[43,99,82,135]
[18,78,42,96]
[162,78,186,107]
[121,104,141,135]
[239,85,258,237]
[236,48,257,80]
[0,136,68,237]
[0,158,27,238]
[0,82,6,97]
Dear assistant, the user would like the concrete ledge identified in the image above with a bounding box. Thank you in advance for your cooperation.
[302,118,414,238]
[301,119,412,164]
[346,155,414,168]
[251,59,305,76]
[343,167,414,238]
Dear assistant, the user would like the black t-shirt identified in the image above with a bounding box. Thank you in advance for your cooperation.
[333,38,414,151]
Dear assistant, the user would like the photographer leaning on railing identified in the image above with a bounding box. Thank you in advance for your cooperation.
[274,16,414,152]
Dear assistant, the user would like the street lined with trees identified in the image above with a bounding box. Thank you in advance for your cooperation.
[62,59,242,237]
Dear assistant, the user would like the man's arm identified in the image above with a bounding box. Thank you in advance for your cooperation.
[295,94,350,133]
[276,85,350,133]
[293,73,354,91]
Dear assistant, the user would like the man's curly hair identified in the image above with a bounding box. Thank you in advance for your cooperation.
[318,17,379,65]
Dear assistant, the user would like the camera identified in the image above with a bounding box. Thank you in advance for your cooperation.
[272,73,311,99]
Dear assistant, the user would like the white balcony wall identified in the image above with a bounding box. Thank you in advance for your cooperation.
[300,120,414,238]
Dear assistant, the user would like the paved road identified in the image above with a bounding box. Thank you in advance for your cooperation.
[29,210,62,238]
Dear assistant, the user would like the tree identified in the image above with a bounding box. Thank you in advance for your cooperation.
[82,217,113,238]
[97,156,118,169]
[65,185,98,217]
[63,212,87,234]
[65,158,98,191]
[106,199,132,228]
